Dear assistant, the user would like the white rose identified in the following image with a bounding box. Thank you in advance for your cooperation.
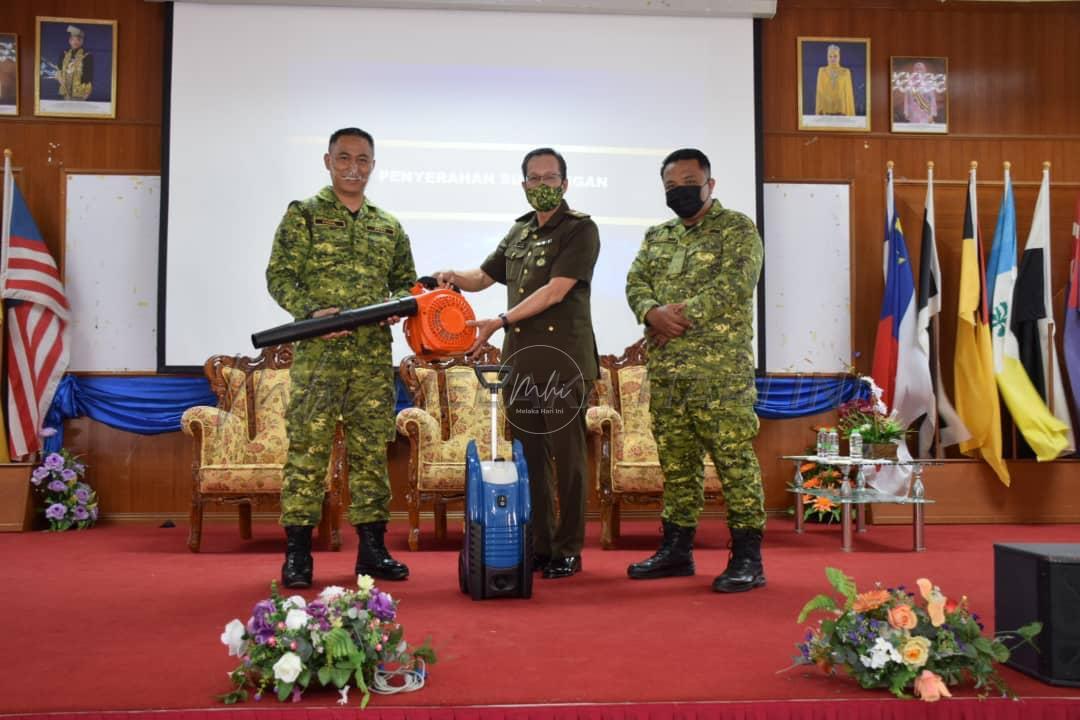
[356,575,374,594]
[220,619,246,657]
[272,651,303,683]
[285,608,310,631]
[282,595,307,610]
[318,585,346,602]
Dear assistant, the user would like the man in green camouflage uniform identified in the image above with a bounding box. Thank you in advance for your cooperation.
[434,148,600,580]
[624,148,766,593]
[267,127,416,588]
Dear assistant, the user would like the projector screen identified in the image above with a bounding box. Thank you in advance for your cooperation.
[162,3,758,370]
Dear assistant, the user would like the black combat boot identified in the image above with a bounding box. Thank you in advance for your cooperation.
[281,525,314,589]
[712,527,766,593]
[355,522,409,581]
[627,520,696,579]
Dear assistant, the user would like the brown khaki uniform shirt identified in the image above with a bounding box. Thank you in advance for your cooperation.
[481,200,600,383]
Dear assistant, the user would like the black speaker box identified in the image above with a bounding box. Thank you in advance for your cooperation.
[994,543,1080,687]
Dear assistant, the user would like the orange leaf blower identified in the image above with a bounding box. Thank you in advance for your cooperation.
[251,277,477,356]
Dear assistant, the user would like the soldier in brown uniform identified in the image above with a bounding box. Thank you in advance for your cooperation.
[435,148,599,579]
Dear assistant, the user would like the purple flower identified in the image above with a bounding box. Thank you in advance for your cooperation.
[72,506,90,521]
[61,468,77,483]
[366,590,396,621]
[45,503,67,520]
[44,453,65,471]
[246,600,276,644]
[74,487,91,504]
[47,479,67,493]
[31,466,50,485]
[39,426,58,438]
[306,600,332,631]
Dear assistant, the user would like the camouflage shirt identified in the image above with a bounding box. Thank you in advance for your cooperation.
[625,200,762,385]
[266,186,417,367]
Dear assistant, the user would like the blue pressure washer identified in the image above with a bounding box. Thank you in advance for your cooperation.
[458,364,533,600]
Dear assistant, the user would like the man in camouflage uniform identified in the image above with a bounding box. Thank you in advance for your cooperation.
[624,148,765,593]
[435,148,600,580]
[267,127,417,588]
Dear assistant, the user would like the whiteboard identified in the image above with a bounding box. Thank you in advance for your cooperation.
[64,173,159,372]
[763,182,850,373]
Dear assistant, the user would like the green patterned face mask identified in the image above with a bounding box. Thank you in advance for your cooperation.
[525,184,564,212]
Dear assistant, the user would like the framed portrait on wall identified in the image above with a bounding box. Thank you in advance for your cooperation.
[797,37,871,132]
[890,56,948,134]
[0,33,17,116]
[34,17,117,119]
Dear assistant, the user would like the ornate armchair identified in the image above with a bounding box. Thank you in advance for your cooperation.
[181,345,344,552]
[395,345,512,551]
[586,339,724,549]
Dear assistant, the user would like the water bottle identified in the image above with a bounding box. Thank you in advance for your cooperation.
[849,430,863,460]
[816,428,827,458]
[827,428,839,458]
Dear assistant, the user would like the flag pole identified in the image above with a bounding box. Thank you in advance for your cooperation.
[928,161,944,458]
[1044,161,1056,416]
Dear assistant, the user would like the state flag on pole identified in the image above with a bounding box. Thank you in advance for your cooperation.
[1,150,71,458]
[1064,194,1080,420]
[954,164,1009,485]
[872,165,933,428]
[915,164,969,456]
[1012,165,1075,454]
[986,164,1069,460]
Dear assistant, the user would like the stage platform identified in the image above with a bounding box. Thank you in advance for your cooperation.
[4,518,1080,720]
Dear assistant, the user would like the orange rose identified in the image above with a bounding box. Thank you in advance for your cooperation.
[913,670,952,702]
[888,604,918,630]
[901,636,932,668]
[852,589,891,612]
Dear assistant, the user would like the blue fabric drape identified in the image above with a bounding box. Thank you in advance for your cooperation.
[753,375,868,419]
[41,373,865,453]
[44,376,217,453]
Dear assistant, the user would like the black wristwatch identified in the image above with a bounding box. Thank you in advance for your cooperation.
[498,312,510,329]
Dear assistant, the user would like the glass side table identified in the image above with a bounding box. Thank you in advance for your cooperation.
[782,455,938,552]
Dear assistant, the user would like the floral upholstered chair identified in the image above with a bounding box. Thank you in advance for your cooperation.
[586,339,724,549]
[395,345,511,551]
[181,345,344,552]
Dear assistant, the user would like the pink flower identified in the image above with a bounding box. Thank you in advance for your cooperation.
[913,670,952,702]
[887,604,918,631]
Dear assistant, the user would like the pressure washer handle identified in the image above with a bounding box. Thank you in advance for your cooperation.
[473,364,512,392]
[474,364,512,461]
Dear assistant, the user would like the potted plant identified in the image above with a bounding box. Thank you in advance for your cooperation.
[836,381,907,460]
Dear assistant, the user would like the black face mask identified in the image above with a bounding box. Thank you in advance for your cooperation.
[665,184,707,218]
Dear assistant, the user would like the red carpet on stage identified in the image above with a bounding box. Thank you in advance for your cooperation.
[4,518,1080,719]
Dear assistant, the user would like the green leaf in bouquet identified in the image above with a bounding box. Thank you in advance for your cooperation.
[276,682,293,702]
[317,666,332,686]
[824,567,857,606]
[412,638,438,665]
[331,668,351,688]
[797,594,837,623]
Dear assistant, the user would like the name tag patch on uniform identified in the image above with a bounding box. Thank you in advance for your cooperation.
[535,238,553,247]
[314,217,346,228]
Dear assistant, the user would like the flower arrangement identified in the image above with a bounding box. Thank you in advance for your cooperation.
[30,448,97,531]
[220,576,436,708]
[790,450,842,523]
[835,377,909,446]
[793,567,1041,701]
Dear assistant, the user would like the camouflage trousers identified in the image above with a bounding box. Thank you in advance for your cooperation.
[279,347,396,527]
[649,376,765,530]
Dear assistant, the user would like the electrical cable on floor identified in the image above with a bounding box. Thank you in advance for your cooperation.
[370,659,427,695]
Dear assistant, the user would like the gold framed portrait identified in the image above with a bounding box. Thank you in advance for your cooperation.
[34,17,117,119]
[797,37,871,132]
[890,56,948,134]
[0,33,17,116]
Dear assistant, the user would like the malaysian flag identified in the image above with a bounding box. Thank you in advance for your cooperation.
[2,151,70,458]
